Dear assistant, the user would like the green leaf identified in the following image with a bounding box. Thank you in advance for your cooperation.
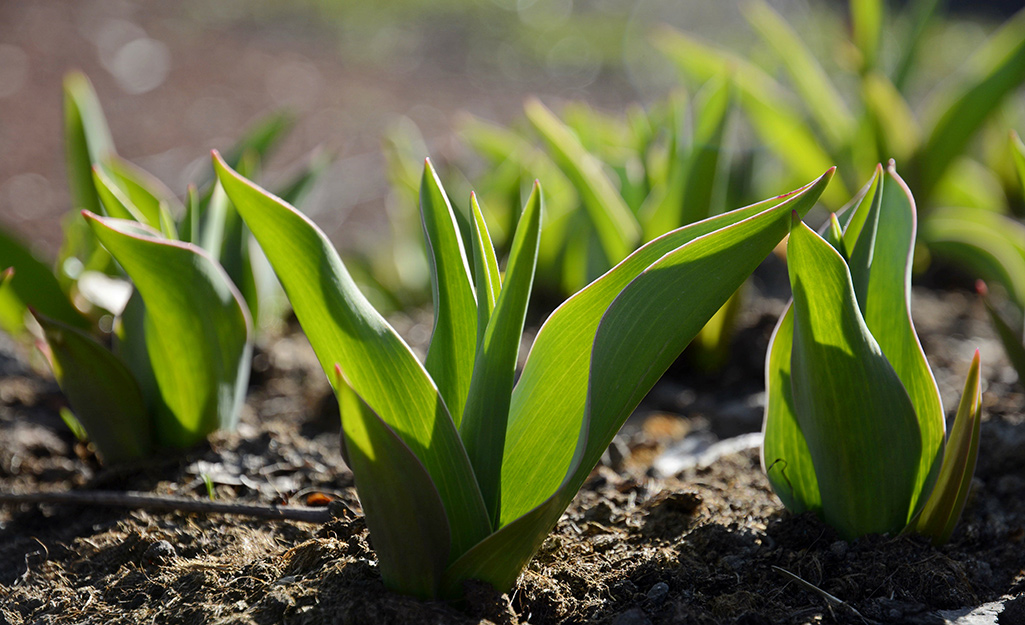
[862,72,921,163]
[33,311,150,463]
[469,193,502,349]
[743,0,855,149]
[63,72,114,216]
[981,286,1025,384]
[213,152,491,559]
[179,185,200,245]
[524,98,641,263]
[93,166,148,222]
[787,218,922,538]
[921,207,1025,308]
[420,159,478,426]
[1012,131,1025,192]
[762,304,820,513]
[499,170,832,525]
[448,170,832,594]
[913,350,982,545]
[460,182,542,525]
[334,366,450,599]
[844,165,945,515]
[102,156,184,228]
[680,74,732,226]
[653,27,846,207]
[893,0,945,91]
[850,0,883,73]
[0,229,88,333]
[916,7,1025,199]
[85,213,252,448]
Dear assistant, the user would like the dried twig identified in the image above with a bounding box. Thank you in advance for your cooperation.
[0,490,341,524]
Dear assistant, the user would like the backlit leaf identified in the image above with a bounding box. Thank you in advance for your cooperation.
[34,311,150,463]
[85,213,252,448]
[213,153,491,558]
[460,182,542,524]
[334,366,450,598]
[420,159,478,425]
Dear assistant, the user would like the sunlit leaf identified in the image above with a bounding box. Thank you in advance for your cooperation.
[743,0,855,149]
[916,7,1025,199]
[85,213,252,448]
[334,366,450,599]
[525,97,641,263]
[787,218,922,538]
[213,152,491,558]
[33,311,150,463]
[460,182,541,524]
[420,159,478,425]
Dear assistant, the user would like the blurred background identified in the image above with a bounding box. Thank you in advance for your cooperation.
[1,0,1021,263]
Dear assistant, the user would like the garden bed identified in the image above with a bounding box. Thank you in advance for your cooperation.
[2,277,1023,625]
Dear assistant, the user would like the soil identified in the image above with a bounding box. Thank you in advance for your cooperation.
[2,2,1025,623]
[2,273,1025,625]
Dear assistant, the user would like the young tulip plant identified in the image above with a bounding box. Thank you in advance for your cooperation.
[214,148,833,599]
[762,162,982,544]
[0,72,322,463]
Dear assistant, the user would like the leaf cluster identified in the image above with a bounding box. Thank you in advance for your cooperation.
[0,73,325,462]
[763,163,981,544]
[215,148,832,598]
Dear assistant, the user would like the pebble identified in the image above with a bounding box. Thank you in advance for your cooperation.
[142,540,176,565]
[646,581,669,604]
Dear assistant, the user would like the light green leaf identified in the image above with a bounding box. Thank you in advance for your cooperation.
[762,304,820,513]
[460,182,542,524]
[85,213,252,448]
[916,7,1025,199]
[499,170,833,525]
[102,156,184,228]
[469,193,502,349]
[862,72,921,163]
[213,153,491,559]
[524,97,641,263]
[680,74,732,226]
[913,350,982,545]
[653,28,846,207]
[743,0,855,149]
[334,366,450,599]
[788,218,922,538]
[93,166,148,222]
[180,185,200,245]
[0,229,88,333]
[845,164,946,516]
[1012,131,1025,191]
[33,311,150,463]
[420,159,478,425]
[63,72,114,216]
[922,207,1025,308]
[850,0,882,73]
[450,170,832,593]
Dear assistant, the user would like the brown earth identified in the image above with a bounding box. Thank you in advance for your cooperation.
[1,278,1024,625]
[2,2,1025,623]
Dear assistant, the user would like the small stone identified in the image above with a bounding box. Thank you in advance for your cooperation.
[612,607,652,625]
[142,540,176,565]
[829,540,848,558]
[646,581,669,604]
